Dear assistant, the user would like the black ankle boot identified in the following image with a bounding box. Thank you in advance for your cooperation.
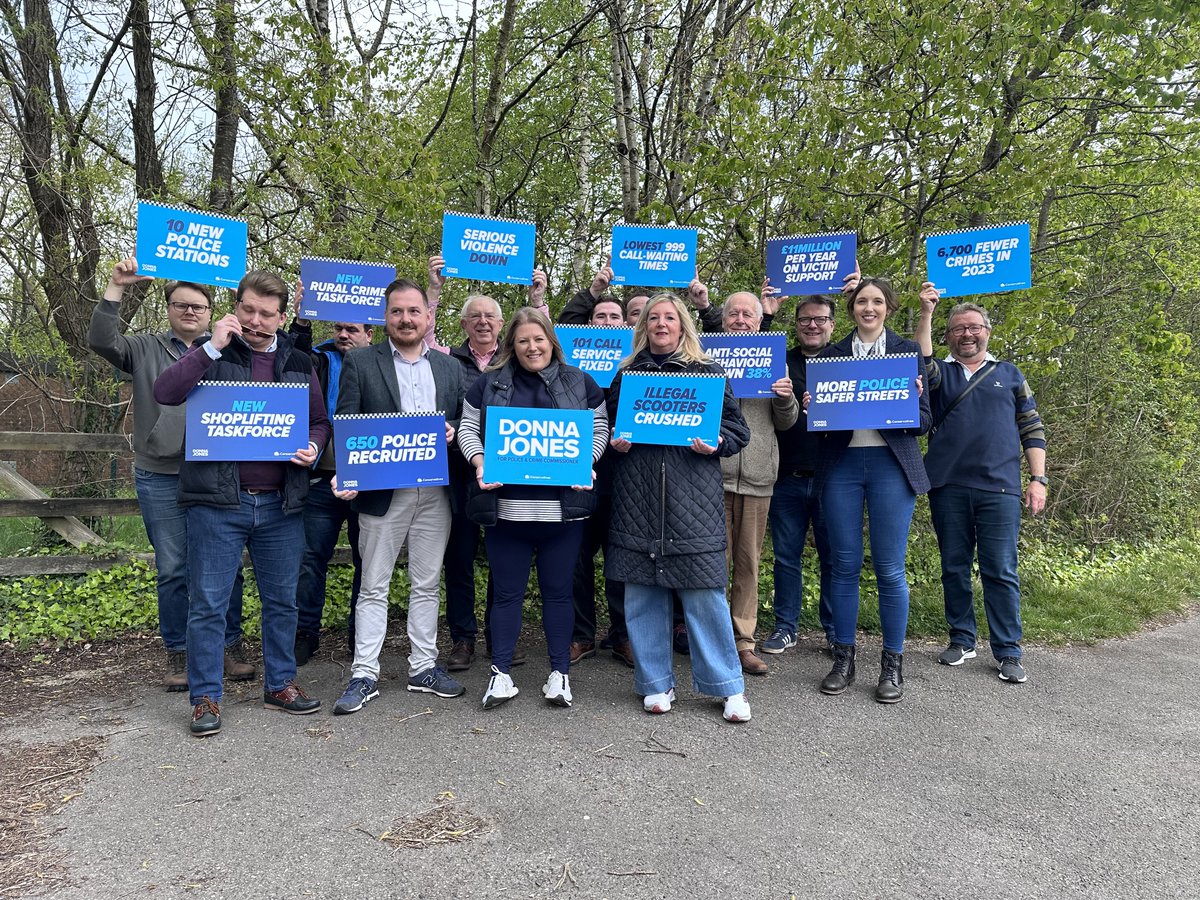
[820,642,856,695]
[876,648,904,703]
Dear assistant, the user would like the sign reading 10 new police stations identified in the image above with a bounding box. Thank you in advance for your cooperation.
[332,413,449,491]
[483,408,594,487]
[439,212,536,285]
[613,372,725,447]
[924,221,1031,298]
[185,382,310,461]
[804,356,921,432]
[299,257,395,326]
[135,201,248,289]
[609,224,698,288]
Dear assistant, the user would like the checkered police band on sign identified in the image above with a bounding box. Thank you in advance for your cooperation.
[924,221,1032,298]
[614,372,725,447]
[185,382,310,461]
[332,412,449,491]
[765,231,858,295]
[439,211,537,285]
[555,325,634,389]
[483,408,594,487]
[700,332,787,399]
[135,201,248,289]
[805,355,921,432]
[299,257,396,325]
[609,224,698,288]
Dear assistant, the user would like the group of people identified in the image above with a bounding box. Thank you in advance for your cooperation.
[89,251,1047,738]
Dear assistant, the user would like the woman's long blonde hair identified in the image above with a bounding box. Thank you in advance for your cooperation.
[487,306,566,372]
[619,293,711,368]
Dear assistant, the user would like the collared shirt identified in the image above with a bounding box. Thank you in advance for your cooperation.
[945,351,998,381]
[391,341,437,411]
[469,343,498,372]
[203,333,277,359]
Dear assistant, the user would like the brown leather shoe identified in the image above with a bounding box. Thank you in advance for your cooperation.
[611,638,636,669]
[569,640,596,664]
[263,681,321,714]
[739,648,769,676]
[224,639,257,681]
[190,697,221,737]
[164,649,188,692]
[447,640,475,671]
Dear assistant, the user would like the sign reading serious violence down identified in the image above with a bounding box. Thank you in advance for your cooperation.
[185,382,310,461]
[609,223,698,289]
[805,355,921,432]
[299,257,395,325]
[613,372,725,447]
[332,412,449,491]
[555,325,634,389]
[135,201,248,289]
[699,332,787,399]
[440,211,536,285]
[765,231,857,295]
[924,221,1031,298]
[483,408,594,487]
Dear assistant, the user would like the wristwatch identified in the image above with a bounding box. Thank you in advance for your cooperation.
[1030,475,1049,486]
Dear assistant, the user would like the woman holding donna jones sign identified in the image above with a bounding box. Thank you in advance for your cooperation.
[804,277,931,704]
[606,294,753,723]
[457,309,609,709]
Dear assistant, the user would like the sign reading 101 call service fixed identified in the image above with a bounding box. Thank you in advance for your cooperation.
[925,221,1031,298]
[299,257,395,325]
[613,372,725,447]
[332,412,449,491]
[440,212,536,285]
[700,332,787,399]
[483,408,594,487]
[609,224,698,288]
[136,201,248,289]
[765,231,857,295]
[185,382,309,461]
[805,355,921,432]
[555,325,634,389]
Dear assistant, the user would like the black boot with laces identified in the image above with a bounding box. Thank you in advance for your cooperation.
[876,648,904,704]
[820,642,856,695]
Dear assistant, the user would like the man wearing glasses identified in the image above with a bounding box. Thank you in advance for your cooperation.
[915,285,1047,685]
[89,258,253,691]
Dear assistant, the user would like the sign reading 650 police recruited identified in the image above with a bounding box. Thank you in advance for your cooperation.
[555,325,634,389]
[609,224,698,288]
[332,412,449,491]
[136,201,248,289]
[925,221,1031,298]
[483,408,594,487]
[185,382,310,461]
[299,257,395,325]
[765,231,857,295]
[805,355,921,432]
[440,212,536,285]
[613,372,725,447]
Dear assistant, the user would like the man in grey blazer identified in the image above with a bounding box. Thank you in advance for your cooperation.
[331,278,467,714]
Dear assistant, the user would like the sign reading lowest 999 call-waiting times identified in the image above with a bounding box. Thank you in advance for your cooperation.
[332,412,449,491]
[609,224,698,288]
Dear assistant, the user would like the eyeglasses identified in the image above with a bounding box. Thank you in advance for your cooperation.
[169,302,210,314]
[465,313,500,322]
[947,323,988,336]
[797,316,833,326]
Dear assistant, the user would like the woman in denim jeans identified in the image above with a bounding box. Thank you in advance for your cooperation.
[807,277,931,703]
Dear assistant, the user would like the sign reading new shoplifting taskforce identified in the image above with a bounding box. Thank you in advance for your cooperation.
[925,221,1031,298]
[805,355,921,432]
[332,412,448,491]
[440,212,536,285]
[185,382,310,461]
[135,201,248,289]
[299,257,395,325]
[613,372,725,447]
[699,333,787,399]
[483,408,594,487]
[609,224,698,289]
[555,325,634,389]
[765,231,857,295]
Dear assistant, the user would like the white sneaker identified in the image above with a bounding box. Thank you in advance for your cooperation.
[723,693,751,722]
[643,688,676,714]
[542,670,573,707]
[482,666,518,709]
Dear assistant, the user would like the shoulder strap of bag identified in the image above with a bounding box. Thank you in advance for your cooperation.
[932,361,999,433]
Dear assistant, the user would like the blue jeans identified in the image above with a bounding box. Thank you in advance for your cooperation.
[929,485,1023,660]
[135,468,244,651]
[624,584,744,697]
[572,494,627,645]
[768,473,833,638]
[821,447,917,653]
[295,475,361,638]
[186,491,304,703]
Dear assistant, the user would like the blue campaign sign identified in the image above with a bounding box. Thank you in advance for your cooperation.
[135,201,248,290]
[299,257,395,325]
[700,332,787,399]
[766,231,857,296]
[185,382,310,461]
[613,372,725,447]
[610,224,698,288]
[332,412,448,491]
[440,211,536,285]
[483,407,594,487]
[805,355,921,432]
[925,221,1031,298]
[555,325,633,389]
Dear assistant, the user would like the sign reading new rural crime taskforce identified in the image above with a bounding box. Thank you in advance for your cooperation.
[136,201,248,289]
[700,332,787,399]
[483,408,594,487]
[555,325,634,389]
[185,382,310,461]
[299,257,395,325]
[332,412,449,491]
[925,221,1031,298]
[440,212,536,285]
[805,355,921,432]
[765,231,858,296]
[613,372,725,447]
[609,224,698,288]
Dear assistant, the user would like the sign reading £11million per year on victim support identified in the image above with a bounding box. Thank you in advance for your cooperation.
[765,231,858,296]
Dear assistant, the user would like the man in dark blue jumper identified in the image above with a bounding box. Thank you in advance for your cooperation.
[916,284,1047,684]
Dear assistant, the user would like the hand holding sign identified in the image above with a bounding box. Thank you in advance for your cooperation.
[590,256,614,299]
[760,278,781,317]
[529,268,548,307]
[108,257,152,291]
[919,281,940,315]
[687,276,711,310]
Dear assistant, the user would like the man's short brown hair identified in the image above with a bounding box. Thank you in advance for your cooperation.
[236,271,289,313]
